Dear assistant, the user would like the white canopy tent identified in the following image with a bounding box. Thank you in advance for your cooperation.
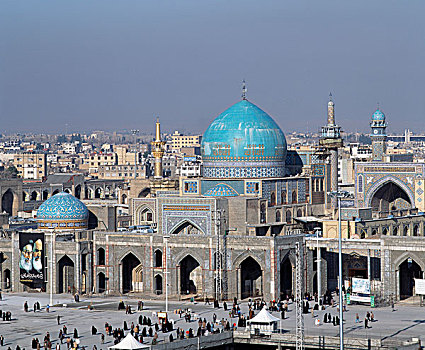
[109,333,150,350]
[247,307,280,335]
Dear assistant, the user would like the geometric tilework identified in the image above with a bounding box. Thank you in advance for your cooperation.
[183,180,198,194]
[37,192,88,230]
[246,181,260,194]
[201,99,287,179]
[203,164,285,179]
[161,203,211,236]
[204,183,238,197]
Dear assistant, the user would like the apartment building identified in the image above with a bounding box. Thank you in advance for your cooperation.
[170,131,202,151]
[13,153,47,180]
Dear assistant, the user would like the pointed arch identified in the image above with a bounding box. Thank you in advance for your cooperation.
[394,251,425,272]
[365,175,415,209]
[120,252,141,293]
[57,255,75,294]
[240,256,263,298]
[233,251,264,270]
[179,255,202,295]
[169,219,204,235]
[135,205,155,225]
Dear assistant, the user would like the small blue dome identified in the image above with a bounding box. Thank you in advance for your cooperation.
[37,192,89,230]
[372,109,385,121]
[204,183,239,197]
[202,99,287,178]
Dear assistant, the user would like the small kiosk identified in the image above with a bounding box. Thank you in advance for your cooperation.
[247,307,280,335]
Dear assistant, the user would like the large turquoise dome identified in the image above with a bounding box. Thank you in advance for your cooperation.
[201,99,287,178]
[37,192,89,230]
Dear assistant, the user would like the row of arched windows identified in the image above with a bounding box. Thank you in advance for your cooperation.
[366,224,421,237]
[275,209,303,223]
[270,191,297,206]
[96,247,164,267]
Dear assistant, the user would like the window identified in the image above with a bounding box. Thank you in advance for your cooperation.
[154,250,163,267]
[358,175,363,193]
[393,227,398,236]
[97,248,105,265]
[286,210,292,224]
[291,190,297,204]
[276,210,281,222]
[281,191,287,204]
[270,192,276,206]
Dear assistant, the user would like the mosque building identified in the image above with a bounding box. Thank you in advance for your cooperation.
[2,88,425,304]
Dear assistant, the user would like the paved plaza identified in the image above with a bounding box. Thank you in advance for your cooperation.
[0,292,423,349]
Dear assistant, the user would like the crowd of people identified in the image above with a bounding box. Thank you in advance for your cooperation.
[3,289,384,349]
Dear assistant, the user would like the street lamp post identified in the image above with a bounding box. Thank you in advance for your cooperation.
[164,235,170,313]
[314,227,322,308]
[49,232,54,307]
[328,190,351,350]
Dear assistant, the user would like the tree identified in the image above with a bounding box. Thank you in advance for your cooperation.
[6,166,18,178]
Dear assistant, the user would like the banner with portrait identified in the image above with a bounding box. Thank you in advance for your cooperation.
[19,232,45,287]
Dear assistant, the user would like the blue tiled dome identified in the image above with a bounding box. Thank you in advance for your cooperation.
[204,183,239,197]
[201,99,287,178]
[37,192,89,230]
[372,109,385,121]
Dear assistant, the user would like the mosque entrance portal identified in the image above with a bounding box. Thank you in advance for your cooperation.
[240,257,262,299]
[121,253,141,294]
[1,189,15,216]
[180,255,201,294]
[370,181,412,213]
[280,257,293,298]
[399,258,422,300]
[98,272,106,293]
[58,255,74,294]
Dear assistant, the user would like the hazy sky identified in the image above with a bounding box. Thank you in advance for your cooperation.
[1,1,424,134]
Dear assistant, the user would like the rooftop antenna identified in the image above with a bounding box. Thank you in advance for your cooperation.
[242,80,247,100]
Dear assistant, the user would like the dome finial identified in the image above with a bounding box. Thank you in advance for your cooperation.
[329,92,333,102]
[377,102,380,110]
[242,79,247,100]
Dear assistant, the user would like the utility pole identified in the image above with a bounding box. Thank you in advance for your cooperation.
[295,242,304,350]
[131,129,139,179]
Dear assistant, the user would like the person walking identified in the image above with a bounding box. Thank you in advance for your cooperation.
[57,315,61,325]
[355,313,359,323]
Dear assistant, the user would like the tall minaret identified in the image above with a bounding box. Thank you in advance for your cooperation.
[370,106,387,161]
[151,118,166,178]
[319,93,343,209]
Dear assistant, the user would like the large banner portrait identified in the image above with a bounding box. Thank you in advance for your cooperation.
[19,232,45,286]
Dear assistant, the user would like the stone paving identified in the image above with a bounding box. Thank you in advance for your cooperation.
[0,292,424,349]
